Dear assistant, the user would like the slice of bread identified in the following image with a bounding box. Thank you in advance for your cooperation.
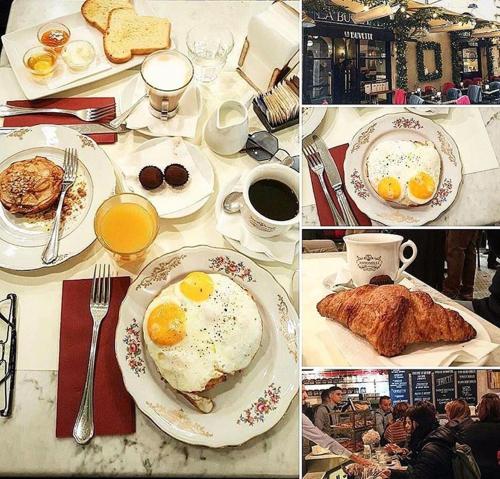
[103,8,171,64]
[81,0,133,33]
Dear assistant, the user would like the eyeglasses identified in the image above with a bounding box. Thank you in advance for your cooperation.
[0,294,17,417]
[245,131,292,165]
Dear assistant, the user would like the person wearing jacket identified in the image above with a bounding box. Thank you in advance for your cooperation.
[444,399,475,442]
[461,393,500,479]
[391,401,457,479]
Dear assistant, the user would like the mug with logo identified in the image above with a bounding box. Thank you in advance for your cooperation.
[344,233,417,287]
[240,164,299,238]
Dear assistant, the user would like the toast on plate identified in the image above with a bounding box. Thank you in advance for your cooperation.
[103,8,171,64]
[81,0,133,33]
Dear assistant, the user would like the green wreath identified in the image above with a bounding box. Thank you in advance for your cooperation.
[416,41,443,82]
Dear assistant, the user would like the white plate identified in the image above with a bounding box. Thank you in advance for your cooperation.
[1,0,156,100]
[302,107,327,138]
[215,174,299,264]
[115,245,298,447]
[121,138,214,219]
[406,107,450,117]
[0,125,115,270]
[344,112,463,226]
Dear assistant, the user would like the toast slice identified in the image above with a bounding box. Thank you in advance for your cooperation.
[103,8,171,64]
[81,0,133,33]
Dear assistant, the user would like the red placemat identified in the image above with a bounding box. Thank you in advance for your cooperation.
[56,276,135,438]
[4,97,117,144]
[309,143,372,226]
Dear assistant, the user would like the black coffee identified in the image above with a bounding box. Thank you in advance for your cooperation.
[248,179,298,221]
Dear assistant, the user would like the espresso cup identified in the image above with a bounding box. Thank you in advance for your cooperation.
[140,50,194,120]
[240,164,299,238]
[344,233,417,286]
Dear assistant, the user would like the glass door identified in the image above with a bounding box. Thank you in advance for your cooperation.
[332,38,358,104]
[461,46,482,79]
[304,35,333,104]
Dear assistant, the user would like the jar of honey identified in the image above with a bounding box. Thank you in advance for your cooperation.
[37,22,70,53]
[23,46,58,79]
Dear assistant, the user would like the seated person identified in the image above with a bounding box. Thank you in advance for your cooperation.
[473,270,500,327]
[384,402,409,447]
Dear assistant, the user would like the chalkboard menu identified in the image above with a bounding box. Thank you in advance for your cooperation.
[457,370,478,405]
[434,371,456,413]
[411,371,433,403]
[389,370,410,403]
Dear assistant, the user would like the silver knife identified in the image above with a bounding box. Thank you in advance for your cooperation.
[312,134,359,226]
[0,123,129,135]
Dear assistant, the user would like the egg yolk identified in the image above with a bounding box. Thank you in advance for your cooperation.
[148,302,186,346]
[408,172,436,200]
[377,177,401,201]
[180,272,214,302]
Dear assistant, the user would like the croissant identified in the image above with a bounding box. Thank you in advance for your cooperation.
[317,285,477,357]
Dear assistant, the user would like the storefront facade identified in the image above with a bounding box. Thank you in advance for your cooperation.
[303,9,394,104]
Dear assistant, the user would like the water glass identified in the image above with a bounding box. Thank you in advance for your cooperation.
[186,24,234,83]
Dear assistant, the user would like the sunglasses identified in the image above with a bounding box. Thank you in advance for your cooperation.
[244,131,297,169]
[0,294,17,417]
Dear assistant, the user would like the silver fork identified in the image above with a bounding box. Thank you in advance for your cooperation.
[41,148,78,264]
[0,104,115,122]
[73,264,112,445]
[303,143,345,226]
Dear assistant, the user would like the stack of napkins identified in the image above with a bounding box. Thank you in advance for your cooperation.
[120,138,212,217]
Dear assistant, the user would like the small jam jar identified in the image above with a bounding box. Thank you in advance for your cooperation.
[37,22,70,53]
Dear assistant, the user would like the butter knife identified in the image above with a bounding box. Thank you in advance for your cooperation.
[312,134,359,226]
[0,123,129,135]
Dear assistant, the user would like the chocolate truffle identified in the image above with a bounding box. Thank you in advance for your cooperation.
[369,275,394,286]
[164,163,189,188]
[139,166,163,190]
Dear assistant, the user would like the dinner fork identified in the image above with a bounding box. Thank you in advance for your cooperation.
[303,143,345,226]
[41,148,78,265]
[73,264,111,445]
[0,104,115,122]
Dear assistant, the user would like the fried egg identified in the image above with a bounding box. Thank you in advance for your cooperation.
[143,272,262,394]
[366,140,441,206]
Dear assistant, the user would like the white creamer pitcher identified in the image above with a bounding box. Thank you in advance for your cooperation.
[204,100,249,156]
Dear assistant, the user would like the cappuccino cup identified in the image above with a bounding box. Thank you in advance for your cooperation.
[140,50,194,120]
[344,233,417,287]
[240,164,299,238]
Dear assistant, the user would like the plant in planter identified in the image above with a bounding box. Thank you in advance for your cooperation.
[416,41,443,82]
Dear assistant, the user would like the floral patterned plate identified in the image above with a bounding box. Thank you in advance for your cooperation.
[344,112,463,226]
[0,125,115,270]
[116,245,298,447]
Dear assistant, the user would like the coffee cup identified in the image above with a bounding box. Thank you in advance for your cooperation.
[240,164,299,238]
[344,233,417,286]
[140,50,194,120]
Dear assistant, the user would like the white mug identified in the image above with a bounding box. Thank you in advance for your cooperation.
[344,233,417,287]
[240,164,299,238]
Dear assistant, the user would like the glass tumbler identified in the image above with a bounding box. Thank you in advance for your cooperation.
[186,24,234,83]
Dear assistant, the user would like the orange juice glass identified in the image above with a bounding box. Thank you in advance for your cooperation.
[94,193,159,260]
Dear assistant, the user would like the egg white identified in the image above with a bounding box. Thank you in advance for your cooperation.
[366,140,441,206]
[143,273,263,393]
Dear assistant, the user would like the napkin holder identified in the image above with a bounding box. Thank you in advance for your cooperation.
[237,0,299,92]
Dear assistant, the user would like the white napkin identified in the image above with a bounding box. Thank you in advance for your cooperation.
[120,137,212,217]
[307,257,499,367]
[125,75,201,138]
[216,179,298,264]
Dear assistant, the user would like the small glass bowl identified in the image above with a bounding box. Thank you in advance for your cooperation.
[61,40,96,71]
[37,22,71,53]
[23,46,58,79]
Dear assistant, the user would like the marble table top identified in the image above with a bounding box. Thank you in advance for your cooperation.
[0,1,299,476]
[302,107,500,227]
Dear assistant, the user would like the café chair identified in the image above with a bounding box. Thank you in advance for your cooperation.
[446,88,461,101]
[409,94,425,105]
[424,85,434,95]
[472,77,483,85]
[467,85,483,104]
[393,89,407,105]
[457,95,471,105]
[463,79,473,88]
[442,82,455,96]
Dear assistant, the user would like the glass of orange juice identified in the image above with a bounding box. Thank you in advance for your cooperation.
[94,193,159,261]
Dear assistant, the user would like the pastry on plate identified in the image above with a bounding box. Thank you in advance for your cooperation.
[143,272,263,413]
[366,139,441,207]
[0,157,63,214]
[317,284,476,357]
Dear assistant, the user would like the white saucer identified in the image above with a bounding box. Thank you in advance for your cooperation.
[122,137,214,219]
[215,175,299,263]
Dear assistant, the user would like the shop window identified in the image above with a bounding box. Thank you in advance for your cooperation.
[463,47,479,73]
[305,36,333,103]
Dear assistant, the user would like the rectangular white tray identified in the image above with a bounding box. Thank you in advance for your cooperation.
[1,0,155,100]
